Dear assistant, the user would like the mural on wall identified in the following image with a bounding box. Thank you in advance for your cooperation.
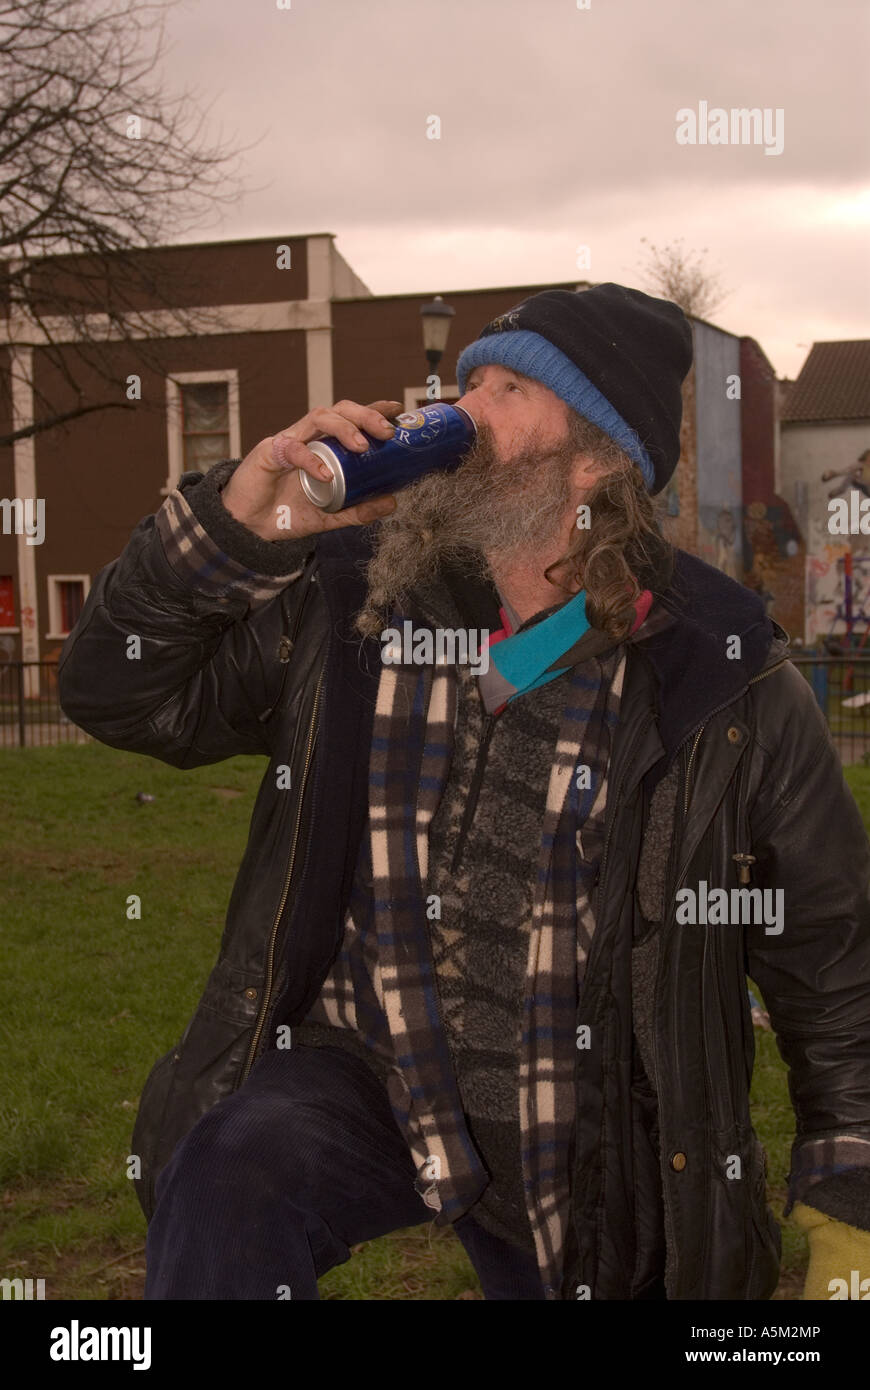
[663,366,697,556]
[820,448,870,503]
[742,498,804,639]
[806,543,870,647]
[801,448,870,646]
[713,507,740,580]
[789,444,867,644]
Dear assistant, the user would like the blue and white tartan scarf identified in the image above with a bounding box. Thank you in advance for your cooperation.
[366,604,628,1297]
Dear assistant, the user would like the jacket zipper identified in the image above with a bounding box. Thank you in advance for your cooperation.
[450,712,496,874]
[241,660,325,1082]
[684,727,704,816]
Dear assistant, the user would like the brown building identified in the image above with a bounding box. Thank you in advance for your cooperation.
[0,233,588,686]
[0,233,797,687]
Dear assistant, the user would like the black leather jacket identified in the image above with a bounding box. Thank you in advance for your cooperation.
[57,466,870,1299]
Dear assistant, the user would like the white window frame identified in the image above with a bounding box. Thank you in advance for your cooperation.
[46,573,91,640]
[161,369,241,496]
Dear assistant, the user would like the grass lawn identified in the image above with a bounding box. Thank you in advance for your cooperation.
[1,742,867,1301]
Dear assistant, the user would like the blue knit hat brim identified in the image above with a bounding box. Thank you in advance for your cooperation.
[455,329,656,489]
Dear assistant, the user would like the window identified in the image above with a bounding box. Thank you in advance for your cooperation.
[162,370,241,495]
[59,581,84,632]
[0,574,14,628]
[46,575,90,639]
[181,381,231,473]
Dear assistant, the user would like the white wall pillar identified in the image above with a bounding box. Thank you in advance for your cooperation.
[10,345,40,696]
[305,236,334,410]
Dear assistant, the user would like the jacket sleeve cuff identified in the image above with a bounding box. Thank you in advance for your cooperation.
[785,1135,870,1230]
[154,460,315,606]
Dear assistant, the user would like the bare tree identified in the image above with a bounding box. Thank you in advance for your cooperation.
[637,237,730,321]
[0,0,259,447]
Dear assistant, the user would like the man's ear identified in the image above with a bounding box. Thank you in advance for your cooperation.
[571,454,605,490]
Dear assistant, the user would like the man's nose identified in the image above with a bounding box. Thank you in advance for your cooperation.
[454,385,488,427]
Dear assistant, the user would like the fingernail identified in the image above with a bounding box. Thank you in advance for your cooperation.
[319,461,333,478]
[354,431,368,447]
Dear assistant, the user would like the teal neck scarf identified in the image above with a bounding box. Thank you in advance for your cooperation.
[478,587,652,715]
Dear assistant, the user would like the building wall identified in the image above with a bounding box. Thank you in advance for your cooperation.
[0,235,333,663]
[330,245,372,299]
[740,338,776,504]
[693,323,742,578]
[27,236,310,314]
[331,283,580,407]
[31,328,310,642]
[664,364,699,556]
[781,419,870,644]
[739,338,804,641]
[1,239,795,670]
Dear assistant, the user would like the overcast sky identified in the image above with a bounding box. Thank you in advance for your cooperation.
[157,0,869,379]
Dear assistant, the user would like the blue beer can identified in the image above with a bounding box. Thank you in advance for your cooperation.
[298,402,477,513]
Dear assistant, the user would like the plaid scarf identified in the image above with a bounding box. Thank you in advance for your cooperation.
[367,592,644,1297]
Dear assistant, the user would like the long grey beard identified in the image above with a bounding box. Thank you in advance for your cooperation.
[355,421,578,636]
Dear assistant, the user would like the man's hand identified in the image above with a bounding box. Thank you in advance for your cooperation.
[220,399,405,540]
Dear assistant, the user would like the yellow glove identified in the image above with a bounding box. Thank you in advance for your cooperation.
[793,1201,870,1300]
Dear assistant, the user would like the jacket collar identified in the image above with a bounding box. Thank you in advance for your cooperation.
[633,550,778,758]
[313,528,781,762]
[422,547,781,758]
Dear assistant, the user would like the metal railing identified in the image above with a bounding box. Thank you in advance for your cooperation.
[0,661,92,748]
[791,654,870,767]
[2,655,870,763]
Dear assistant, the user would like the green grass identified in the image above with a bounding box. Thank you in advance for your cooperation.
[747,1023,806,1297]
[1,744,867,1300]
[0,742,481,1300]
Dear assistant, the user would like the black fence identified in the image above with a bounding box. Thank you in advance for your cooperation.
[2,656,870,764]
[791,654,870,767]
[0,661,92,748]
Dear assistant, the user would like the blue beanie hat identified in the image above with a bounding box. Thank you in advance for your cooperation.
[455,283,693,495]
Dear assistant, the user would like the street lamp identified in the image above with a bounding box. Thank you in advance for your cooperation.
[420,294,455,394]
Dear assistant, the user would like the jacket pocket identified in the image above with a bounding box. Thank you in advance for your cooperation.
[703,1129,780,1298]
[130,956,263,1222]
[130,1045,178,1222]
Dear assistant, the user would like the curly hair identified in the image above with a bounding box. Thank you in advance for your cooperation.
[545,413,674,640]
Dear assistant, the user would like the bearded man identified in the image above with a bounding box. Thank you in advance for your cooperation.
[58,284,870,1302]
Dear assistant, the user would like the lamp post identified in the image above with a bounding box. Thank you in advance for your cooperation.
[419,294,455,399]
